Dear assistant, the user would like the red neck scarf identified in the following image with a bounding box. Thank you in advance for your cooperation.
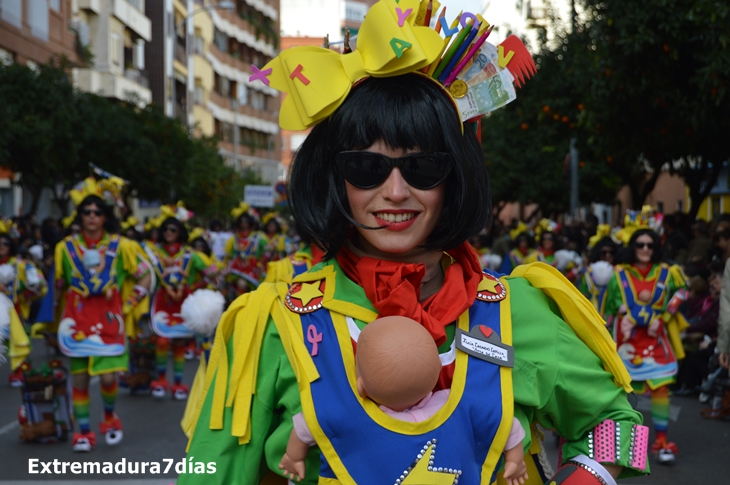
[163,243,182,257]
[81,231,103,249]
[336,241,483,346]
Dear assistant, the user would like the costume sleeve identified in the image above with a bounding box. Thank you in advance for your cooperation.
[180,287,321,485]
[603,271,623,317]
[508,275,648,479]
[718,260,730,354]
[17,260,48,300]
[116,238,151,286]
[661,265,688,312]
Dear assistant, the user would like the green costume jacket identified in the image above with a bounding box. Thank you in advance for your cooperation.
[181,261,646,484]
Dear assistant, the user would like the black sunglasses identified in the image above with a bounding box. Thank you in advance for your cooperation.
[334,151,452,190]
[81,209,104,217]
[635,242,655,250]
[163,226,179,233]
[600,249,614,255]
[0,240,10,247]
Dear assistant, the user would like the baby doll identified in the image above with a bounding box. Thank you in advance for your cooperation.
[620,289,662,340]
[279,316,529,485]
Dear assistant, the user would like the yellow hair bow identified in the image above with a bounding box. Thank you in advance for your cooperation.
[259,0,443,130]
[121,216,139,231]
[509,222,527,241]
[231,202,251,220]
[587,224,611,249]
[69,177,101,207]
[189,227,205,242]
[261,212,278,226]
[69,176,126,207]
[62,211,77,229]
[0,219,13,234]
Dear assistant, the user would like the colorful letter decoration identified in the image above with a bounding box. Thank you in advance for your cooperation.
[249,65,272,86]
[390,38,413,58]
[289,64,310,85]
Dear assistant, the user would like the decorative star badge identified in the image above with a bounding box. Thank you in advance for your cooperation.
[397,439,461,485]
[286,280,326,313]
[476,273,506,302]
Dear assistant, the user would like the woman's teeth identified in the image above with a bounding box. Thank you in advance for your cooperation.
[375,212,415,223]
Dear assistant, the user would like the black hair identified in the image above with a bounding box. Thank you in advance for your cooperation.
[209,219,223,232]
[627,229,662,265]
[288,74,490,259]
[264,218,282,234]
[589,236,617,263]
[190,237,212,257]
[0,233,18,257]
[75,195,120,234]
[539,231,558,247]
[514,232,533,248]
[234,214,257,232]
[160,217,189,244]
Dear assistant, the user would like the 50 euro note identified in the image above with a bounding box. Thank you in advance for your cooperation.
[455,68,516,120]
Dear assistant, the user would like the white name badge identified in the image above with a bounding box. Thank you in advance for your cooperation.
[455,327,514,368]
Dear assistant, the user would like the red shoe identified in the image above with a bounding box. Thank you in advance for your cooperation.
[8,368,24,388]
[99,414,123,446]
[651,438,678,465]
[171,383,189,401]
[150,379,168,399]
[72,431,96,452]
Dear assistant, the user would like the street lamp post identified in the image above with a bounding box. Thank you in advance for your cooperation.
[175,1,235,126]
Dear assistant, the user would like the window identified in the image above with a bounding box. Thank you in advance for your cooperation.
[28,0,49,42]
[194,35,205,55]
[134,40,145,69]
[49,0,60,11]
[214,28,228,53]
[342,1,368,22]
[0,0,22,29]
[111,33,121,66]
[195,84,204,104]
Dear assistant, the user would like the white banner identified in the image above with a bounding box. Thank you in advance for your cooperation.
[244,185,275,208]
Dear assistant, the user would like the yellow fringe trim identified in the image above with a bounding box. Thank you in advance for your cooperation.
[510,262,632,393]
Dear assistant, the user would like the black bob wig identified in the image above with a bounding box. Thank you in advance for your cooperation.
[288,74,491,259]
[74,195,121,234]
[627,229,662,265]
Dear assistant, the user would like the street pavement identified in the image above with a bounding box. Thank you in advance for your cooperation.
[2,343,730,483]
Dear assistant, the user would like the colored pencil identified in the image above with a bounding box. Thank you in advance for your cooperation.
[435,20,479,81]
[434,7,446,33]
[442,26,493,86]
[426,12,462,76]
[424,0,433,26]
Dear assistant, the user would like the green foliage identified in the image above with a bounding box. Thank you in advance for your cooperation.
[0,61,249,220]
[483,0,730,217]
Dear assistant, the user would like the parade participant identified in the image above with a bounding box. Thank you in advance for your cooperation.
[261,212,290,264]
[527,231,557,266]
[280,316,529,484]
[224,203,267,299]
[499,232,535,274]
[121,217,141,241]
[580,236,618,317]
[55,179,151,452]
[604,229,688,465]
[0,227,47,386]
[181,2,647,484]
[148,212,218,400]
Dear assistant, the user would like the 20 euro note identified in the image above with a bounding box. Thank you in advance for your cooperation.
[455,68,517,120]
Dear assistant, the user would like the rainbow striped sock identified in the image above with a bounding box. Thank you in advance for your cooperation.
[72,387,90,434]
[156,338,169,381]
[100,380,118,421]
[173,343,185,385]
[651,386,670,436]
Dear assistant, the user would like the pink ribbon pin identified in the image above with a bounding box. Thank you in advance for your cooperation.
[307,324,323,356]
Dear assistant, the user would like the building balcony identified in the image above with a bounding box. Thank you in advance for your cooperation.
[175,40,187,64]
[112,0,151,41]
[210,8,276,57]
[78,0,102,14]
[208,90,278,126]
[123,68,149,88]
[207,44,277,97]
[74,68,152,105]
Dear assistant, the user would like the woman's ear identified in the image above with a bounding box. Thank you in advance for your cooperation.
[356,376,368,399]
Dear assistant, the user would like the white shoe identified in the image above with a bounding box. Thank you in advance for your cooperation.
[656,448,676,465]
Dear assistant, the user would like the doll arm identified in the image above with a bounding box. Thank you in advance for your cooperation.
[279,426,311,482]
[501,417,528,484]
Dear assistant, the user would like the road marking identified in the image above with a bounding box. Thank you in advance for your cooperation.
[0,420,19,437]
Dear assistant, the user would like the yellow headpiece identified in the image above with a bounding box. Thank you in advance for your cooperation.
[534,218,557,242]
[69,176,126,207]
[158,201,193,224]
[62,211,77,229]
[188,227,205,242]
[256,0,443,130]
[0,219,13,234]
[231,202,251,220]
[587,224,612,249]
[508,221,528,241]
[616,205,662,246]
[121,216,139,232]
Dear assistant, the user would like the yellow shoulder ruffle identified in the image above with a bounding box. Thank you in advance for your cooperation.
[510,262,632,393]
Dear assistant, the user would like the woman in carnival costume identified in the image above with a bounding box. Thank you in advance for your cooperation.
[499,230,535,274]
[54,178,152,452]
[261,212,291,264]
[181,2,649,484]
[604,228,688,466]
[148,206,219,400]
[580,228,618,318]
[224,202,267,299]
[0,224,47,386]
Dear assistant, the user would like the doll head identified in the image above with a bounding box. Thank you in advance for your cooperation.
[355,316,441,412]
[637,289,652,303]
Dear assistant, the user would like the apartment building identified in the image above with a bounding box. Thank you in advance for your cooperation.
[71,0,152,105]
[278,0,375,172]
